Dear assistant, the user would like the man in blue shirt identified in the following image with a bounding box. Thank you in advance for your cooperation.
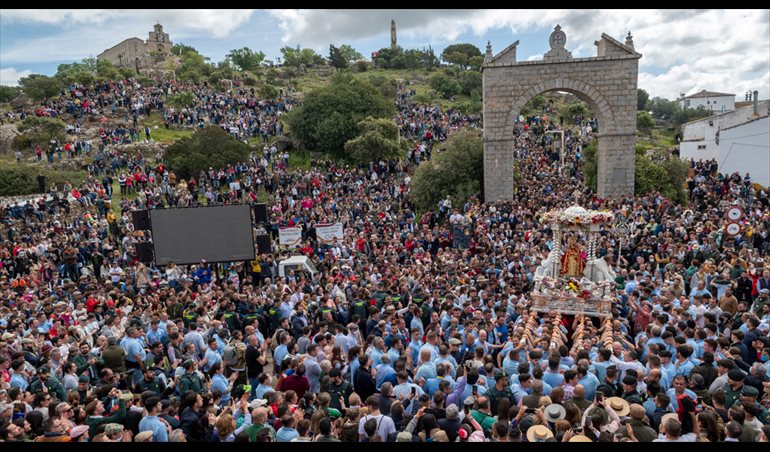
[146,320,167,347]
[276,416,299,442]
[674,345,696,377]
[194,260,212,286]
[138,397,169,442]
[666,375,697,411]
[202,337,222,373]
[542,356,565,388]
[122,326,147,386]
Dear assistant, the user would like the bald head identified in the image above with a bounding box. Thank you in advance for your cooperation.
[252,407,269,423]
[573,385,585,399]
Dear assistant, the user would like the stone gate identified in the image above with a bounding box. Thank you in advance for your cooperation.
[482,25,641,201]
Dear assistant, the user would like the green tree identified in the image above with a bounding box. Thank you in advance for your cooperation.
[430,73,461,99]
[582,139,598,190]
[421,46,440,70]
[673,105,712,126]
[176,50,212,82]
[582,139,688,204]
[650,97,677,120]
[637,88,650,111]
[372,46,401,68]
[637,111,655,135]
[164,126,251,179]
[328,44,348,69]
[0,85,21,102]
[338,44,363,63]
[410,129,484,210]
[566,102,589,118]
[344,117,402,163]
[17,116,66,148]
[170,92,196,108]
[19,74,62,103]
[468,55,485,71]
[96,59,119,80]
[280,46,324,67]
[441,43,482,69]
[54,58,98,84]
[172,43,198,56]
[259,84,279,100]
[286,73,394,156]
[226,47,265,72]
[458,71,482,96]
[635,153,688,204]
[118,67,135,79]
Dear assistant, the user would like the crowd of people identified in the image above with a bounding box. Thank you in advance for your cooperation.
[1,74,770,443]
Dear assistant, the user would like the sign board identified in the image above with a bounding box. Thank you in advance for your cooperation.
[316,223,344,244]
[530,293,612,317]
[725,206,744,221]
[278,227,302,248]
[725,222,741,237]
[615,224,629,235]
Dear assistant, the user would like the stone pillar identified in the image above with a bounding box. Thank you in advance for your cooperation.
[483,139,514,202]
[597,133,635,198]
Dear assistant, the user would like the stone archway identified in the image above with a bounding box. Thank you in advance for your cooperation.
[482,26,642,201]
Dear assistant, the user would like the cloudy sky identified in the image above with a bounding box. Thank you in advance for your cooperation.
[1,9,768,101]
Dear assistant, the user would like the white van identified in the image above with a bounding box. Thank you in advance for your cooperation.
[278,255,318,278]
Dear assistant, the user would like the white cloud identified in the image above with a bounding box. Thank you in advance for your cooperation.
[0,9,256,38]
[267,9,769,99]
[0,67,32,86]
[1,9,767,100]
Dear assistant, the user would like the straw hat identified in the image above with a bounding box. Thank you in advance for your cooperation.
[527,425,554,442]
[605,397,630,417]
[569,434,593,442]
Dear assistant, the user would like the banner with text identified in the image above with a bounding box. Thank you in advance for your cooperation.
[278,227,302,248]
[316,223,344,244]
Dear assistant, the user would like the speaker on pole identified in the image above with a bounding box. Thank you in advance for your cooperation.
[135,241,154,264]
[253,203,268,224]
[132,210,151,230]
[256,234,271,255]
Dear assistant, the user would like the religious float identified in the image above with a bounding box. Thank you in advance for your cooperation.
[531,205,616,318]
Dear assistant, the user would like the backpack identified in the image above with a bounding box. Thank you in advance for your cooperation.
[222,343,238,366]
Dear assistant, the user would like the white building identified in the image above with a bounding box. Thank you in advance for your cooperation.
[677,90,735,113]
[680,99,770,186]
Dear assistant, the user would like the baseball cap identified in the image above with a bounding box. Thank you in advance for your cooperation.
[104,423,124,435]
[742,385,759,397]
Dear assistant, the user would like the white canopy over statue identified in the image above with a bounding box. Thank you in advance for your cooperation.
[532,205,615,317]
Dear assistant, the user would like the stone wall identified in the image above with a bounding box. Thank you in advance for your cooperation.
[98,38,144,68]
[482,31,641,201]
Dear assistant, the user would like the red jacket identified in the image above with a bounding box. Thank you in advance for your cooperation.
[276,374,310,399]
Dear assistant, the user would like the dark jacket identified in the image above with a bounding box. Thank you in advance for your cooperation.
[102,345,127,373]
[616,418,657,442]
[437,417,462,442]
[180,406,207,442]
[86,398,126,438]
[353,366,376,401]
[691,364,718,388]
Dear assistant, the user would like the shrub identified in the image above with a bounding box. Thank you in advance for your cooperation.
[164,126,251,179]
[410,128,483,210]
